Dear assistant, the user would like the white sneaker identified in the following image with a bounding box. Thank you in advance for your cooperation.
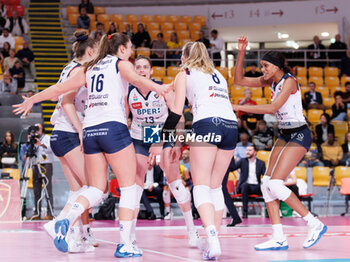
[254,237,288,251]
[84,227,99,247]
[303,222,327,249]
[202,236,221,260]
[43,220,56,239]
[68,239,95,253]
[188,229,202,248]
[164,211,173,220]
[132,244,143,256]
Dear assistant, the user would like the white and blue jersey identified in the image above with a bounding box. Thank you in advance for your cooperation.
[128,80,168,140]
[50,61,87,133]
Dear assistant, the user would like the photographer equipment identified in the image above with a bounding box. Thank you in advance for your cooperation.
[323,168,336,216]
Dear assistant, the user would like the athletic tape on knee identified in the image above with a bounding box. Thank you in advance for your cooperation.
[260,176,276,203]
[193,185,213,209]
[162,189,171,204]
[267,179,291,201]
[119,184,137,210]
[67,185,89,206]
[210,187,225,211]
[169,179,191,205]
[80,186,104,208]
[135,185,143,209]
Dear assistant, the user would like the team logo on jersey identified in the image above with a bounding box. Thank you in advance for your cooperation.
[133,94,138,101]
[296,133,304,142]
[143,124,161,144]
[131,102,142,109]
[152,101,162,107]
[145,102,149,107]
[154,93,161,102]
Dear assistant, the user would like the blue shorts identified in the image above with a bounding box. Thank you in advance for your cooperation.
[192,117,238,150]
[83,121,132,155]
[133,138,174,157]
[278,125,312,151]
[50,130,80,157]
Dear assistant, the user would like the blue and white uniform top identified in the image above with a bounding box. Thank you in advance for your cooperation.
[84,55,128,128]
[270,73,307,129]
[128,81,168,140]
[51,60,87,133]
[185,68,237,123]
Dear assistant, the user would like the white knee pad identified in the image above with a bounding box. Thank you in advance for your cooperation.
[193,185,213,209]
[80,186,104,208]
[267,179,291,201]
[210,187,225,211]
[119,184,137,210]
[67,185,88,206]
[260,176,276,203]
[135,184,143,209]
[169,179,191,205]
[162,189,171,204]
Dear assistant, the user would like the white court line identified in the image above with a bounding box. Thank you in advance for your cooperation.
[98,238,202,262]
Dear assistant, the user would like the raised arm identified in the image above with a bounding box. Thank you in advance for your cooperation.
[232,77,297,114]
[234,36,270,87]
[13,68,86,116]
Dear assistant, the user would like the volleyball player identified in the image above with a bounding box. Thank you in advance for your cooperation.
[43,31,98,252]
[151,41,238,260]
[13,33,171,258]
[125,55,200,248]
[233,36,327,250]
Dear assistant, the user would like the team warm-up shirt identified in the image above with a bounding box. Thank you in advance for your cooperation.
[270,73,306,129]
[51,60,87,133]
[185,68,237,123]
[84,55,129,128]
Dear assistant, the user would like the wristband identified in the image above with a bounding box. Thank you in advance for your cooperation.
[161,110,181,141]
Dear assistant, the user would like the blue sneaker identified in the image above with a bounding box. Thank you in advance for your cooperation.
[254,238,289,251]
[303,223,327,249]
[114,243,141,258]
[54,219,70,253]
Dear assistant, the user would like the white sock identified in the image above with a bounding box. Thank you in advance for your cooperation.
[120,220,132,245]
[272,224,284,239]
[205,225,217,238]
[303,212,319,227]
[66,203,85,225]
[183,210,195,232]
[130,219,137,244]
[165,206,170,213]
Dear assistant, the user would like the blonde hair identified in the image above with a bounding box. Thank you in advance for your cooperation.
[181,41,215,75]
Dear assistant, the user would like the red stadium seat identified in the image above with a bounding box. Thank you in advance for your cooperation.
[8,0,20,6]
[6,5,12,17]
[12,5,25,16]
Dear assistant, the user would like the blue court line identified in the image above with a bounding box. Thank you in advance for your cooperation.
[270,259,350,262]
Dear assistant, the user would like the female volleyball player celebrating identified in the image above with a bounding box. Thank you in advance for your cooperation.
[13,33,170,258]
[153,41,238,260]
[233,36,327,251]
[44,31,98,252]
[125,55,199,248]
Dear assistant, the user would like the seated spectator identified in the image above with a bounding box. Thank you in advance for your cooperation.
[196,30,210,49]
[183,104,193,130]
[167,32,182,66]
[329,34,347,68]
[0,130,17,168]
[0,28,15,49]
[90,22,105,39]
[232,145,265,218]
[1,41,10,59]
[341,49,350,77]
[0,70,17,94]
[140,161,165,219]
[237,117,249,139]
[3,48,20,71]
[263,113,278,137]
[78,0,94,14]
[244,63,263,78]
[234,133,252,160]
[304,82,323,110]
[331,92,347,121]
[15,40,35,77]
[122,23,134,40]
[132,23,151,48]
[253,120,274,151]
[10,60,25,88]
[242,112,263,136]
[299,145,324,167]
[180,148,190,172]
[284,169,299,198]
[315,113,334,147]
[342,81,350,108]
[321,133,344,167]
[150,32,167,66]
[237,89,256,117]
[107,23,117,35]
[77,7,90,29]
[5,10,29,38]
[342,132,350,166]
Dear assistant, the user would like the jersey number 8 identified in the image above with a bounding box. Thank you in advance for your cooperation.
[91,74,104,93]
[212,73,220,84]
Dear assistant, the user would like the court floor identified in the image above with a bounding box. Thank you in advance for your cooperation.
[1,216,349,262]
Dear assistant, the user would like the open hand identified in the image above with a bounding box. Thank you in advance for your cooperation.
[238,36,248,52]
[12,95,33,117]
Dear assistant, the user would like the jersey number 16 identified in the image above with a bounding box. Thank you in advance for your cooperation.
[91,74,104,93]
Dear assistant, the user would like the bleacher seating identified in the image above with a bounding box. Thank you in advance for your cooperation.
[312,166,330,187]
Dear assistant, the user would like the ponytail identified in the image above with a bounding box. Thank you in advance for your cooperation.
[182,41,214,75]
